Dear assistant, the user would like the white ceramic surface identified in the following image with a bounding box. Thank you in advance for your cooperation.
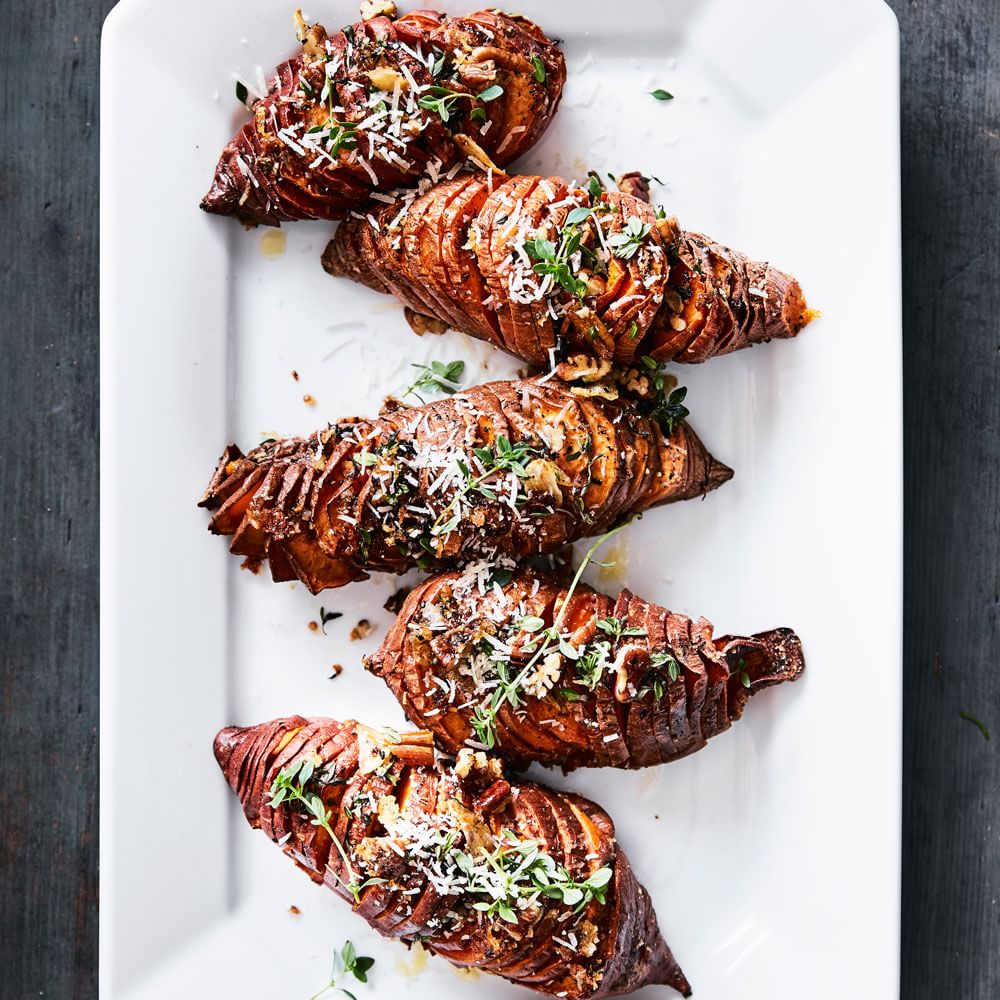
[100,1,902,997]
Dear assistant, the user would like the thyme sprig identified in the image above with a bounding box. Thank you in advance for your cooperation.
[607,215,652,260]
[524,219,591,299]
[269,758,382,903]
[307,82,358,156]
[418,83,503,123]
[460,829,612,922]
[309,940,375,1000]
[470,523,632,748]
[639,356,690,436]
[596,616,647,641]
[403,359,465,402]
[430,435,538,539]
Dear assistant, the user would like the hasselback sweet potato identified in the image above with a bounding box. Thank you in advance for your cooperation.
[201,8,565,226]
[214,715,691,997]
[367,564,805,769]
[198,377,732,593]
[323,170,813,368]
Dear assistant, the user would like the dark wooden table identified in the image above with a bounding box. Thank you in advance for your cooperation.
[1,1,997,996]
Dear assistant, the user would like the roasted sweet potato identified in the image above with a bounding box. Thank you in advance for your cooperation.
[367,565,805,769]
[198,377,732,593]
[214,715,692,997]
[201,8,565,226]
[323,170,814,367]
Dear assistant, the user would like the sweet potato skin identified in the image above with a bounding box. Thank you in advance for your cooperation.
[366,567,805,770]
[197,377,732,593]
[324,172,812,367]
[201,10,565,226]
[214,716,691,997]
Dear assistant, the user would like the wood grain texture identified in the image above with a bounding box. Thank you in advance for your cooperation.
[0,0,113,996]
[0,0,995,996]
[889,1,1000,996]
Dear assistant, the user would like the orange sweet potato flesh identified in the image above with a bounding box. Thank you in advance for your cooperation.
[197,377,732,593]
[367,566,805,770]
[201,10,565,226]
[214,715,692,997]
[324,172,813,367]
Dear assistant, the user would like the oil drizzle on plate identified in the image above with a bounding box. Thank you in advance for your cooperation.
[259,230,287,257]
[394,940,428,977]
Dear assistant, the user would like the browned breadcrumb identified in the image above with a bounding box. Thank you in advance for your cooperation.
[303,394,317,406]
[308,621,319,633]
[350,619,374,641]
[329,663,344,679]
[240,557,262,575]
[288,904,301,915]
[291,370,300,381]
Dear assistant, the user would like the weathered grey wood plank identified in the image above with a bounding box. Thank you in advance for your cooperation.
[0,0,113,995]
[889,0,1000,997]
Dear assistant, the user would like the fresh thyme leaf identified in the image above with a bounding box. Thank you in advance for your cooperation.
[352,957,375,981]
[565,205,593,225]
[649,88,674,101]
[341,941,356,970]
[477,84,504,102]
[235,80,250,107]
[298,76,314,97]
[960,710,990,740]
[431,49,448,78]
[530,55,547,82]
[353,449,378,468]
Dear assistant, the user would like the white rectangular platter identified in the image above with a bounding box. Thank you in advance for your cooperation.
[100,1,902,997]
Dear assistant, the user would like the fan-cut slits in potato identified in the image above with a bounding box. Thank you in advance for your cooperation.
[367,565,805,769]
[201,9,565,226]
[214,715,692,997]
[198,377,732,593]
[323,171,814,370]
